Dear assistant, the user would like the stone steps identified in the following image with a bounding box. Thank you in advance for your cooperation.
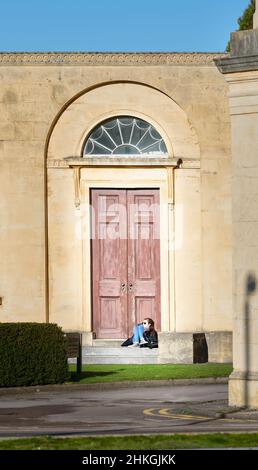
[92,339,125,348]
[82,346,158,364]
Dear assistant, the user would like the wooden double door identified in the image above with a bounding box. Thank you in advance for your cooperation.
[91,189,161,339]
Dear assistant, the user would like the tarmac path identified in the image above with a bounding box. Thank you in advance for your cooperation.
[0,383,258,437]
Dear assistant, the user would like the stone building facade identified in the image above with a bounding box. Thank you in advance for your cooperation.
[0,52,233,363]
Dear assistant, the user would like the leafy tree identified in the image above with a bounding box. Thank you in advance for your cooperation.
[226,0,255,51]
[238,0,255,30]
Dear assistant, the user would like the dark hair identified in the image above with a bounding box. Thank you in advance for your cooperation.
[143,318,156,337]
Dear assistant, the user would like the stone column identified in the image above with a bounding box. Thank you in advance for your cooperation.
[216,25,258,407]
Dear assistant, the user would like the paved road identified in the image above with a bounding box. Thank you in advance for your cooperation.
[0,383,258,437]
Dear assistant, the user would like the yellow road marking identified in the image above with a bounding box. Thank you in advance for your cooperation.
[159,408,207,421]
[144,408,157,416]
[143,408,257,424]
[144,408,206,421]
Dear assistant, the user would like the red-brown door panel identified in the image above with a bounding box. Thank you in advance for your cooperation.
[127,189,161,332]
[91,190,127,339]
[91,189,161,339]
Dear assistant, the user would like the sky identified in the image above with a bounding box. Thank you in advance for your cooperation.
[0,0,251,52]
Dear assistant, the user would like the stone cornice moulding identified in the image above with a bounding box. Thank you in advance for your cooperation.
[0,52,227,66]
[47,157,200,169]
[216,55,258,74]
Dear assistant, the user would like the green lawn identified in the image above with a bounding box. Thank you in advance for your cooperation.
[68,363,232,384]
[0,433,257,450]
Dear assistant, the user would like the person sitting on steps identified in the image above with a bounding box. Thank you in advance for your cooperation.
[121,318,158,348]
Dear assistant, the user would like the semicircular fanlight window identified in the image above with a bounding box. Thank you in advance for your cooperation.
[83,117,168,156]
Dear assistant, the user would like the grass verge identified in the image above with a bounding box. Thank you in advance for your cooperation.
[0,433,257,450]
[68,363,232,384]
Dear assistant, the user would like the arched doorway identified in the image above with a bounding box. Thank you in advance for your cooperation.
[46,81,200,344]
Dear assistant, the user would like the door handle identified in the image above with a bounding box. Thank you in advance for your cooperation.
[128,282,134,293]
[121,283,126,294]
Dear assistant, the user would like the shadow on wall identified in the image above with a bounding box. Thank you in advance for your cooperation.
[244,272,257,407]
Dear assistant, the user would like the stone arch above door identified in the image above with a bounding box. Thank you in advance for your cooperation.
[47,82,200,162]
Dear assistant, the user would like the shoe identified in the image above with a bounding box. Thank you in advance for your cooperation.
[140,339,148,345]
[128,342,139,348]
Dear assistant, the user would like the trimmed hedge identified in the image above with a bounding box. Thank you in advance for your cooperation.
[0,323,69,387]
